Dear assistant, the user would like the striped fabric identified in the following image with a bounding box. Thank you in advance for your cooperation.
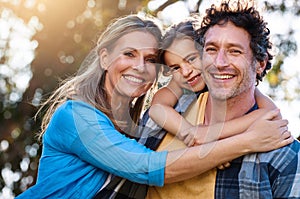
[215,104,300,199]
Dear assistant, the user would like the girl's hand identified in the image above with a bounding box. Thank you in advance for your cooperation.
[217,162,231,170]
[179,125,211,147]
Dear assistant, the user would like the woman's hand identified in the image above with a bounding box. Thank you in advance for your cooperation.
[244,109,294,152]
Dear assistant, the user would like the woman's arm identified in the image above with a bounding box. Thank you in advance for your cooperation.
[68,101,292,185]
[165,109,292,183]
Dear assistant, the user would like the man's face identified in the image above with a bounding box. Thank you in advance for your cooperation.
[201,21,259,101]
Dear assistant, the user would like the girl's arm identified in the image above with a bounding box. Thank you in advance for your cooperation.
[255,87,281,119]
[184,88,283,146]
[189,108,274,145]
[149,78,194,137]
[151,84,284,147]
[218,87,281,137]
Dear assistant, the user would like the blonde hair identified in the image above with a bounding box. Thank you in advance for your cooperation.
[37,14,162,141]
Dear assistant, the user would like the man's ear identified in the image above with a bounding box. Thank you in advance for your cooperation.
[256,58,267,76]
[99,48,109,70]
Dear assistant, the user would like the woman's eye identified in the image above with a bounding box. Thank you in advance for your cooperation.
[124,52,134,57]
[145,57,157,63]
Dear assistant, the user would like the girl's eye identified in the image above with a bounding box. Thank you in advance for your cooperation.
[170,65,180,72]
[186,55,198,64]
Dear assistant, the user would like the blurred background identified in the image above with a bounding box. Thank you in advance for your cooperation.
[0,0,299,198]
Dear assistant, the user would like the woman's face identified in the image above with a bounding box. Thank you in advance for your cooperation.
[101,31,159,100]
[164,38,205,92]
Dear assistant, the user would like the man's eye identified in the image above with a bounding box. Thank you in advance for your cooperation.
[205,47,217,54]
[205,47,217,52]
[228,49,242,55]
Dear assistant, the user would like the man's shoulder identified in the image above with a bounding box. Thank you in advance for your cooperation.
[242,140,299,167]
[258,139,300,170]
[266,139,300,156]
[288,138,300,150]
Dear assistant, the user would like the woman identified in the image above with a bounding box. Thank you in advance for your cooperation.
[16,15,292,199]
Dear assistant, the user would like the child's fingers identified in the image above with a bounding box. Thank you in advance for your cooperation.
[217,162,231,170]
[187,137,195,147]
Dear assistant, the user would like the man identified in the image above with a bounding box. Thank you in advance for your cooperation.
[196,1,300,198]
[143,1,300,198]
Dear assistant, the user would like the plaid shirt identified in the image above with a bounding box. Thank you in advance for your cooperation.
[216,141,300,199]
[215,104,300,199]
[139,92,199,148]
[140,93,300,199]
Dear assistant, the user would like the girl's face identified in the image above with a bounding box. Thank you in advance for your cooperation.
[101,31,159,100]
[164,38,205,92]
